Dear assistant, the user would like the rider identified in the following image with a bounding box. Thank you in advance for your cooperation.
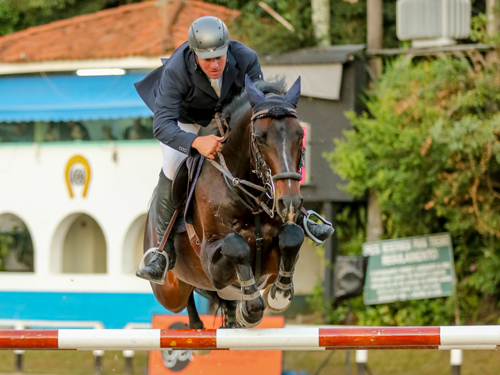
[135,16,334,282]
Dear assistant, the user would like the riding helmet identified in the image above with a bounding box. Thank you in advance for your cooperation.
[188,16,230,59]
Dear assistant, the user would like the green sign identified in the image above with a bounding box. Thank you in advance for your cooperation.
[362,233,456,305]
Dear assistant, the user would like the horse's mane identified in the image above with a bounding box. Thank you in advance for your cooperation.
[222,76,288,121]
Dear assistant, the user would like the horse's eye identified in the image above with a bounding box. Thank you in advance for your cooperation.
[255,134,267,145]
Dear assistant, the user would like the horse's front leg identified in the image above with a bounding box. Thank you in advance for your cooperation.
[263,223,304,312]
[204,233,265,328]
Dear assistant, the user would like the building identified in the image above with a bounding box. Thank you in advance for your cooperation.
[0,0,366,326]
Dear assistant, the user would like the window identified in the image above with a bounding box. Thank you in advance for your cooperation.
[0,214,34,272]
[0,117,154,143]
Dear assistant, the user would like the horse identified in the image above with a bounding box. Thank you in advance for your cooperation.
[143,75,305,329]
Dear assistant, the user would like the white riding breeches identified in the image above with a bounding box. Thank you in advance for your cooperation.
[161,122,201,180]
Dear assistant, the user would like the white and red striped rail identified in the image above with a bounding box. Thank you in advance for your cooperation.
[1,326,499,351]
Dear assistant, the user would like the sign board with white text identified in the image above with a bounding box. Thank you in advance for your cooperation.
[362,233,456,305]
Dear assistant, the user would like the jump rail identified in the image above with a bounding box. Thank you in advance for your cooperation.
[1,326,499,351]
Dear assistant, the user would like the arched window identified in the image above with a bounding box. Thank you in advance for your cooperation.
[0,213,34,272]
[122,214,147,274]
[61,214,107,274]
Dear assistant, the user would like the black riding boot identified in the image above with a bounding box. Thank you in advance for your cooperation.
[299,211,334,244]
[139,172,177,281]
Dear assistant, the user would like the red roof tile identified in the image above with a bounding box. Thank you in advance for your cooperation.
[0,0,239,63]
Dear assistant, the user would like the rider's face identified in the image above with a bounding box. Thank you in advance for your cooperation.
[196,54,227,80]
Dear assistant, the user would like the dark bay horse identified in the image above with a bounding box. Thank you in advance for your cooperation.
[143,76,305,328]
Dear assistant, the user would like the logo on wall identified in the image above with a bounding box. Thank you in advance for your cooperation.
[65,155,91,198]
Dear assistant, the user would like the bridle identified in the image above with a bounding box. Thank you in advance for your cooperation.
[207,108,305,218]
[249,108,304,215]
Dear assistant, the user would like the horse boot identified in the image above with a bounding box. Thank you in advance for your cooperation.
[137,172,177,283]
[299,210,334,245]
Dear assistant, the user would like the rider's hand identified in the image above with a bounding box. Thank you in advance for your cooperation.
[191,135,224,159]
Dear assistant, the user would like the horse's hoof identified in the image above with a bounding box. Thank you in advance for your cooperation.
[236,301,263,328]
[262,284,292,313]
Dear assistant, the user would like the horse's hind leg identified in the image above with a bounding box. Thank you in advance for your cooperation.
[221,299,239,328]
[187,292,204,329]
[211,233,265,328]
[263,223,304,312]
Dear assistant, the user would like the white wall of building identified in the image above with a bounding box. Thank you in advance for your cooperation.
[0,140,322,295]
[0,141,160,293]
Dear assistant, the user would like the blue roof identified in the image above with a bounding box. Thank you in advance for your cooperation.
[0,73,152,122]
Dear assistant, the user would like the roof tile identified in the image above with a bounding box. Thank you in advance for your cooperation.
[0,0,239,63]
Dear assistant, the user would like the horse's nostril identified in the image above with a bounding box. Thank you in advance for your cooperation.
[277,198,287,216]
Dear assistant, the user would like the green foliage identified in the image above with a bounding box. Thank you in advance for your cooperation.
[323,54,500,325]
[0,0,18,35]
[0,233,13,271]
[226,0,315,55]
[330,0,398,48]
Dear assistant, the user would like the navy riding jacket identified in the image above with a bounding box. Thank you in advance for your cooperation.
[134,40,263,156]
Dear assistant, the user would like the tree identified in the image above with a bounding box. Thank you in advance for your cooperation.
[325,54,500,324]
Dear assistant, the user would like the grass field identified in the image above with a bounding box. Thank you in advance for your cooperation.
[1,348,500,375]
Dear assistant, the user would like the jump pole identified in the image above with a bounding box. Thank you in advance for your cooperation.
[1,326,499,351]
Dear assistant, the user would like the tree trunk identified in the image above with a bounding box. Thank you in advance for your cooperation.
[487,0,500,63]
[366,0,384,242]
[311,0,330,46]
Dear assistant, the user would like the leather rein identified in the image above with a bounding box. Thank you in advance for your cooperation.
[207,110,304,218]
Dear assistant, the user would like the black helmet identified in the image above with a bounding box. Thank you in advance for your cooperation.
[188,16,230,59]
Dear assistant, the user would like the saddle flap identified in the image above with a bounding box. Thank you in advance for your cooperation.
[171,154,205,215]
[171,158,189,209]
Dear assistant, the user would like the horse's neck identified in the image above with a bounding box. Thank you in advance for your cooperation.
[222,110,254,179]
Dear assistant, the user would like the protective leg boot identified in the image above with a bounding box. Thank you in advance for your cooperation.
[139,172,177,282]
[299,210,334,244]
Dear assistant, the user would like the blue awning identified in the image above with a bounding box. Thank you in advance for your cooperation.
[0,73,152,122]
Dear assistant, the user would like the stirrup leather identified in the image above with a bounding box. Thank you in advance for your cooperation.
[303,210,333,246]
[136,247,169,285]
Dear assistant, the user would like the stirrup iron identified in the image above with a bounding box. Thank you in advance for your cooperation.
[136,247,169,285]
[303,210,333,246]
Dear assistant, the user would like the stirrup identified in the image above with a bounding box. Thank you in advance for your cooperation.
[136,247,169,285]
[303,210,333,246]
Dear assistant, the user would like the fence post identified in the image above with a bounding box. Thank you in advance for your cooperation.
[450,349,462,375]
[123,350,134,375]
[356,350,368,375]
[14,349,24,373]
[93,350,104,375]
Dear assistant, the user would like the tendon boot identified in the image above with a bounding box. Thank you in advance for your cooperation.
[299,210,334,245]
[136,172,177,283]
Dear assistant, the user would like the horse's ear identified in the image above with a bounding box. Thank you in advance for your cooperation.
[245,74,265,108]
[284,76,301,108]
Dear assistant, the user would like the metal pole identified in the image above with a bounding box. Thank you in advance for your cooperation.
[93,350,104,375]
[345,301,352,375]
[356,350,368,375]
[123,350,135,375]
[14,350,24,373]
[450,349,462,375]
[322,202,337,311]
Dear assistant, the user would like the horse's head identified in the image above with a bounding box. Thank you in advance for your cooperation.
[245,75,304,223]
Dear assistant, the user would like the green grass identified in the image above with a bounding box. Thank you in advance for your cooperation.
[1,349,499,375]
